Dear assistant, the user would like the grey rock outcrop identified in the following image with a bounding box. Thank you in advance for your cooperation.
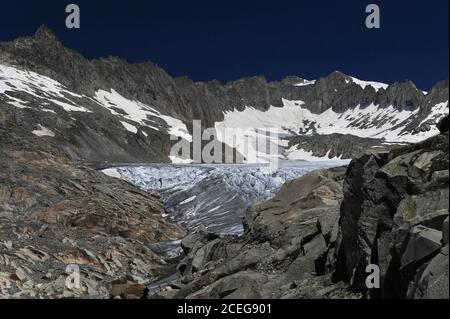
[337,128,449,298]
[409,245,449,299]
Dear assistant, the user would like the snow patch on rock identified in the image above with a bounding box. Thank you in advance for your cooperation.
[0,64,90,113]
[294,79,316,87]
[32,125,55,137]
[214,98,448,160]
[286,146,346,162]
[121,121,138,134]
[94,89,192,143]
[349,76,389,91]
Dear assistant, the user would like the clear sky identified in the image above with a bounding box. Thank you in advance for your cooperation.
[0,0,448,90]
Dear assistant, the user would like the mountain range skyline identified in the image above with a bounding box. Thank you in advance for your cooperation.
[0,0,448,90]
[1,24,447,165]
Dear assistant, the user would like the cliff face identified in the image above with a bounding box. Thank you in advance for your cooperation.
[338,116,449,298]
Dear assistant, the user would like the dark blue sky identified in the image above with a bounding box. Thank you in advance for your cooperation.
[0,0,448,90]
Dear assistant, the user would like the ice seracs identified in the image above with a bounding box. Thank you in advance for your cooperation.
[104,161,349,234]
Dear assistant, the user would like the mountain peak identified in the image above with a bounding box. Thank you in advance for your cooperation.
[332,70,352,79]
[282,76,306,85]
[34,25,59,42]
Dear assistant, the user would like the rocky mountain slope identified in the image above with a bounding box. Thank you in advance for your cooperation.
[1,26,448,163]
[0,106,185,298]
[153,117,449,299]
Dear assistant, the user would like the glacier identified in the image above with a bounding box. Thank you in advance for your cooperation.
[103,160,349,235]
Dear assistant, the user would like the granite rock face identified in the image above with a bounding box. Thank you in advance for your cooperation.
[337,126,449,298]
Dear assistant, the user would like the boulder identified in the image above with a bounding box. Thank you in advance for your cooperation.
[188,271,266,299]
[107,277,146,299]
[400,226,442,269]
[412,246,449,299]
[394,191,449,226]
[244,167,346,249]
[286,234,328,279]
[180,226,219,255]
[339,153,390,291]
[337,131,449,298]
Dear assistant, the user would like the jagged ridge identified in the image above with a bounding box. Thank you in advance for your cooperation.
[0,26,448,163]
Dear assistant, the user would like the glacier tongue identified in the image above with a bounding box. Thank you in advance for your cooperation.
[103,160,349,235]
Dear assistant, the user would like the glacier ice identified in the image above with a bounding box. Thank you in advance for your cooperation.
[103,160,349,235]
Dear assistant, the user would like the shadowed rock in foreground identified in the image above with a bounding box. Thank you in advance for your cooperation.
[338,138,448,298]
[337,115,449,298]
